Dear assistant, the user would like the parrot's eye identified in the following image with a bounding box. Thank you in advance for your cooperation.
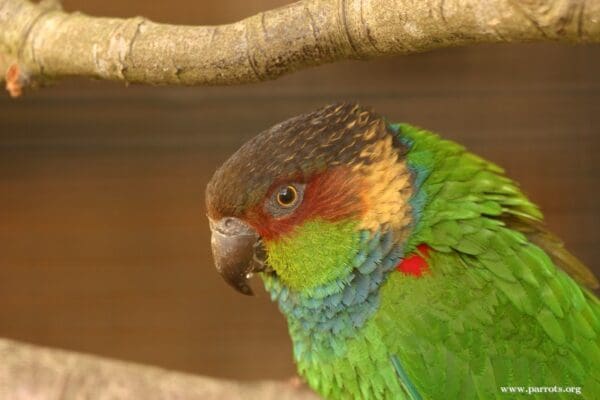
[266,183,305,217]
[276,185,298,207]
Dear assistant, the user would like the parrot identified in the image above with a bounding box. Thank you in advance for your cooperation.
[205,103,600,400]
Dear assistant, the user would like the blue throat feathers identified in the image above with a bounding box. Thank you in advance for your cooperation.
[261,230,404,363]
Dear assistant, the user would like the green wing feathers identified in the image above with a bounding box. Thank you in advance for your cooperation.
[379,124,600,399]
[503,214,599,294]
[396,122,598,294]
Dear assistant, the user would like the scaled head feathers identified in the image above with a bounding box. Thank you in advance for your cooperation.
[206,103,413,241]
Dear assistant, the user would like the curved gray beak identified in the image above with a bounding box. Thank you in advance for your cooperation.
[209,217,261,295]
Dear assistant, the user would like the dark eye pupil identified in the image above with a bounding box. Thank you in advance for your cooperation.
[278,186,296,205]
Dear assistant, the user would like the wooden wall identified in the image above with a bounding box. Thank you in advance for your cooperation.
[0,0,598,380]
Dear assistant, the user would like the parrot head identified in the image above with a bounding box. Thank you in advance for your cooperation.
[206,103,416,296]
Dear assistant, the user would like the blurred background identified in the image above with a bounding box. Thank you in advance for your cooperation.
[0,0,599,382]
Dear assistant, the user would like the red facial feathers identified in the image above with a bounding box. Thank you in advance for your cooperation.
[245,168,366,241]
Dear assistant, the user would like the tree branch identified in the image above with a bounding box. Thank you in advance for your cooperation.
[0,0,598,93]
[0,337,319,400]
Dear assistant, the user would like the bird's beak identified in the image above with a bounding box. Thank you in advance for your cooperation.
[209,217,262,296]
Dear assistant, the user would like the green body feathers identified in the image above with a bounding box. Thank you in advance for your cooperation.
[264,123,600,399]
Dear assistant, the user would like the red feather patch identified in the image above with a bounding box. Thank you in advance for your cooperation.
[397,244,431,277]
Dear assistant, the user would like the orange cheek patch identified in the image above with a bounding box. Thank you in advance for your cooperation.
[357,135,413,233]
[245,167,366,241]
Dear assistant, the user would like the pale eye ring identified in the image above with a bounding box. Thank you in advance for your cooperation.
[276,185,298,208]
[266,183,305,218]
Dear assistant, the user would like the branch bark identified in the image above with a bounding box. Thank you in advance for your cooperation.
[0,337,319,400]
[0,0,598,92]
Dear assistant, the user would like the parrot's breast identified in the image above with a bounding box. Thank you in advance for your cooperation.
[261,229,403,362]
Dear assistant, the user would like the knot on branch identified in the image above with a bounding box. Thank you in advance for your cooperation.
[93,17,147,80]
